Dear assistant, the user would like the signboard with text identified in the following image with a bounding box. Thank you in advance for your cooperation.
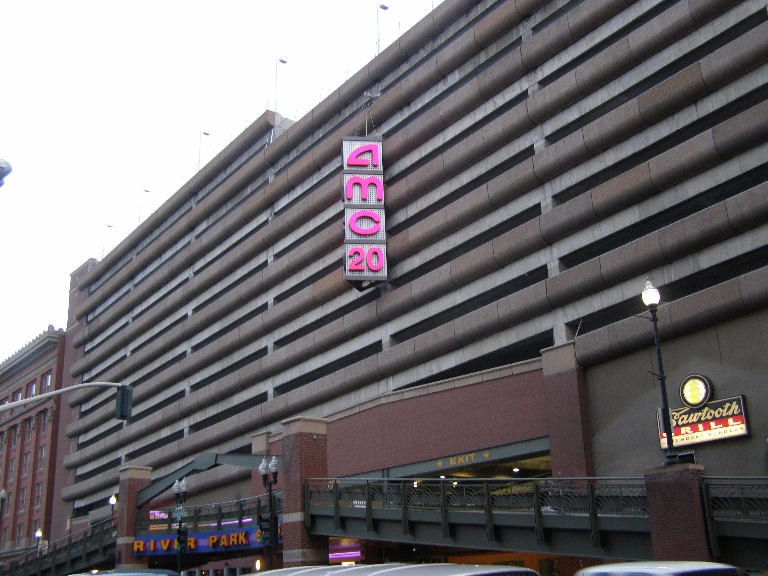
[133,524,282,556]
[342,139,387,282]
[658,395,749,449]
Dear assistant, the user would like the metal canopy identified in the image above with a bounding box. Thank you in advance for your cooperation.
[136,452,280,507]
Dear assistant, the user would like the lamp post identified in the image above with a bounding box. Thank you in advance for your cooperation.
[197,132,210,171]
[642,280,681,466]
[34,529,42,557]
[275,59,287,118]
[0,159,11,188]
[0,489,6,550]
[138,189,150,226]
[259,456,279,570]
[376,4,389,55]
[173,478,188,573]
[108,494,117,517]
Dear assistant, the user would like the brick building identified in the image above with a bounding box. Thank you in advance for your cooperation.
[0,327,64,559]
[54,0,768,571]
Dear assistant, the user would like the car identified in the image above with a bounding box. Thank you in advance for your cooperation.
[69,570,180,576]
[263,564,540,576]
[573,561,741,576]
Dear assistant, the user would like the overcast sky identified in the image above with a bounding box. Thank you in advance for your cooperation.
[0,0,443,363]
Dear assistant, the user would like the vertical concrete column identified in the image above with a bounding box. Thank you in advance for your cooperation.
[281,417,329,567]
[541,341,595,477]
[645,464,711,560]
[116,465,153,568]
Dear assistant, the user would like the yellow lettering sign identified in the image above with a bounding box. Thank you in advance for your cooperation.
[133,541,145,553]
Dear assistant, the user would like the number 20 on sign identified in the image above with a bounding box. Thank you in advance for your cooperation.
[342,139,387,281]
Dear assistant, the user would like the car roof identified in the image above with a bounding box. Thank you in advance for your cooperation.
[574,562,740,576]
[69,570,180,576]
[266,564,539,576]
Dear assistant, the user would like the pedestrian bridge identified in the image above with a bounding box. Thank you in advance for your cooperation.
[1,477,766,576]
[304,477,768,568]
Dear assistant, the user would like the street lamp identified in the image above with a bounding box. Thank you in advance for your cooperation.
[376,4,389,55]
[108,494,117,516]
[0,159,11,188]
[34,529,42,557]
[642,280,681,466]
[197,132,210,171]
[259,456,279,570]
[275,59,287,117]
[172,478,188,573]
[138,189,150,226]
[0,489,6,549]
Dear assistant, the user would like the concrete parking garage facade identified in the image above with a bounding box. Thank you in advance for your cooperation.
[51,0,768,568]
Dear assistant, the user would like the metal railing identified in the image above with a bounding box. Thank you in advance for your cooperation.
[0,517,115,576]
[704,477,768,518]
[306,477,648,517]
[702,476,768,559]
[137,491,283,534]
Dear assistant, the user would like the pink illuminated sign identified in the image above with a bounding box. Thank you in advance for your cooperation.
[342,139,387,281]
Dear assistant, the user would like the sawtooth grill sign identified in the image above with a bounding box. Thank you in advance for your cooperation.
[658,374,750,449]
[342,138,387,282]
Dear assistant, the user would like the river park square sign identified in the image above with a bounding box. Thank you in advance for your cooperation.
[133,524,282,556]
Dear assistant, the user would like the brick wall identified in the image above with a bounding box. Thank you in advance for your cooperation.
[328,370,547,477]
[543,367,595,477]
[116,466,152,568]
[281,418,328,567]
[645,464,711,560]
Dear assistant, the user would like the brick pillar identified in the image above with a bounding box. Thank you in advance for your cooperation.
[116,466,153,568]
[281,417,328,567]
[541,341,595,477]
[645,464,711,560]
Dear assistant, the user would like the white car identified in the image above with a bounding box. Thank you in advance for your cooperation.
[574,561,740,576]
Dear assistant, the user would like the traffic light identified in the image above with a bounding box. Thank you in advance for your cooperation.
[115,385,132,420]
[258,514,271,544]
[176,526,188,553]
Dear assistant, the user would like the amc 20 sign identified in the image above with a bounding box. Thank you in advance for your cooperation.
[342,139,387,282]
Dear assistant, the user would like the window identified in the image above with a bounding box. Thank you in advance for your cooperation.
[18,488,26,510]
[3,492,9,516]
[39,412,47,436]
[7,458,15,482]
[21,453,29,476]
[1,527,7,547]
[25,381,35,398]
[40,374,51,394]
[31,520,39,539]
[10,427,18,448]
[1,398,8,421]
[14,524,22,546]
[11,391,21,414]
[24,419,33,442]
[36,446,46,471]
[34,483,42,508]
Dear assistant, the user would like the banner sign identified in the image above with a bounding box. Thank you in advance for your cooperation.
[133,524,282,556]
[658,395,749,449]
[342,138,387,282]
